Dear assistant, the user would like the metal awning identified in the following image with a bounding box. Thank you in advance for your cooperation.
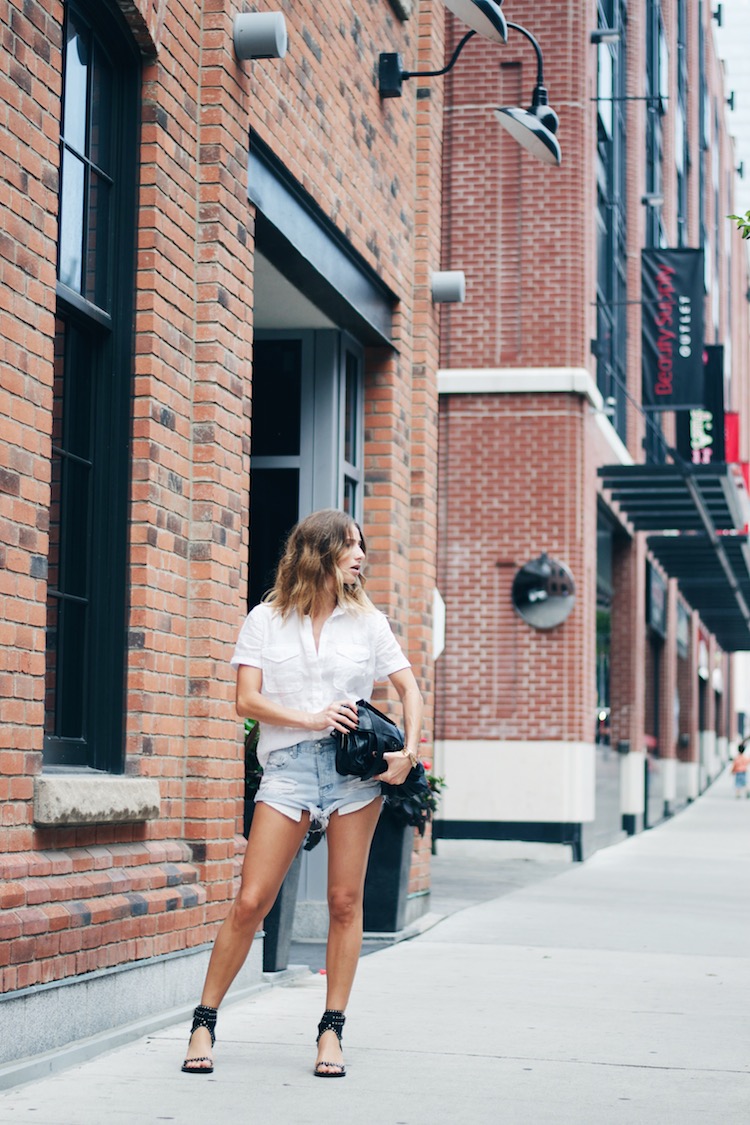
[598,463,746,533]
[647,534,750,651]
[599,461,750,651]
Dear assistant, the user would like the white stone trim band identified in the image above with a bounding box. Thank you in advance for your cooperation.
[433,740,595,823]
[34,775,161,827]
[438,366,601,403]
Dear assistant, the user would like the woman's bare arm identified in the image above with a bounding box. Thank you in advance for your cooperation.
[235,665,357,734]
[374,666,423,785]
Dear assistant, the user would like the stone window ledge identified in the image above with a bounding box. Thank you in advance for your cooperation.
[34,775,161,828]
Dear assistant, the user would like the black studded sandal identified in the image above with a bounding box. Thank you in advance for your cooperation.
[181,1004,217,1074]
[314,1008,346,1078]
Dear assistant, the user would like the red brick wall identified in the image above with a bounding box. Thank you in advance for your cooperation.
[1,0,442,991]
[0,0,62,856]
[436,0,750,807]
[436,392,594,744]
[676,611,697,762]
[440,2,595,372]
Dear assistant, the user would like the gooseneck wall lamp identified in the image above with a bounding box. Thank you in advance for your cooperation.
[494,22,561,166]
[378,3,561,166]
[443,0,508,44]
[379,0,507,98]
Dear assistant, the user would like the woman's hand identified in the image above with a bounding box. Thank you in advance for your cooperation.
[310,700,359,734]
[375,750,415,786]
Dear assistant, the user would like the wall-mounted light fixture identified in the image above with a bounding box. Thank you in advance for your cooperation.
[379,0,506,99]
[641,192,664,207]
[727,91,736,112]
[379,12,561,166]
[712,4,723,26]
[233,12,288,61]
[444,0,507,43]
[738,161,745,180]
[590,28,621,45]
[431,270,467,303]
[494,23,562,166]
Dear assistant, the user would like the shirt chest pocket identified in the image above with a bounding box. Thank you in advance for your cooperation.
[262,646,304,694]
[332,643,372,693]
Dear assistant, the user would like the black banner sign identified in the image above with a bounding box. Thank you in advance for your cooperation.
[676,344,725,465]
[642,248,704,410]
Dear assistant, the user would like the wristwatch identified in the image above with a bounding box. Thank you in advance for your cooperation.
[401,748,419,769]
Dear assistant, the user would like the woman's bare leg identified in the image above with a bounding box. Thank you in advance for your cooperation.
[183,803,309,1069]
[315,798,382,1074]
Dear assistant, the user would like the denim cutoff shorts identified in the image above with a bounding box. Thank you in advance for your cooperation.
[734,771,747,788]
[255,735,382,830]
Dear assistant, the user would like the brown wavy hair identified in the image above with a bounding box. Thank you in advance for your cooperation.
[264,509,373,617]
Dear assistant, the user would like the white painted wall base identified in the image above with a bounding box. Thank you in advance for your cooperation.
[700,730,718,786]
[685,761,699,800]
[717,736,729,766]
[662,756,677,803]
[0,941,263,1073]
[620,750,646,816]
[434,740,595,823]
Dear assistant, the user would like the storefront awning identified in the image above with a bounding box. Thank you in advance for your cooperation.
[599,461,750,651]
[646,534,750,651]
[598,463,746,533]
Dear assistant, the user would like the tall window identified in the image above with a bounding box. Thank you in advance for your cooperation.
[676,0,689,244]
[643,0,668,463]
[711,106,721,334]
[248,331,365,608]
[45,2,139,770]
[645,0,667,249]
[595,0,627,441]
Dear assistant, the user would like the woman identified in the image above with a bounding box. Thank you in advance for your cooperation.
[182,509,423,1077]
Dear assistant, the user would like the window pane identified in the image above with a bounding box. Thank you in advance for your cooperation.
[90,43,113,172]
[343,476,357,516]
[63,12,89,155]
[65,328,93,459]
[252,341,302,456]
[249,468,299,608]
[344,351,359,466]
[56,598,88,739]
[59,457,91,599]
[59,148,85,291]
[597,42,613,140]
[46,319,92,741]
[87,171,110,308]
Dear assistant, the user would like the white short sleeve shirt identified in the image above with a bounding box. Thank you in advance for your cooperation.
[231,602,410,766]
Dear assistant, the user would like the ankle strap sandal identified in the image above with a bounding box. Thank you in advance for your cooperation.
[315,1009,346,1078]
[181,1004,217,1074]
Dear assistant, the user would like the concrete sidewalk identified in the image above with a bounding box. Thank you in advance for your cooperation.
[1,770,748,1124]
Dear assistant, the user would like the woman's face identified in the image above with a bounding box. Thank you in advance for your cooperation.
[336,524,365,585]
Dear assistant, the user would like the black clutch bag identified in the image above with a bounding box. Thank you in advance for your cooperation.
[334,699,405,781]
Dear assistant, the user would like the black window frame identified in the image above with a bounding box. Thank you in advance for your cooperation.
[44,0,140,772]
[594,0,628,442]
[645,0,666,250]
[675,0,689,245]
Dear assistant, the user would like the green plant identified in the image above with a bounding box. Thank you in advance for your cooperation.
[244,718,262,801]
[382,759,446,836]
[729,209,750,239]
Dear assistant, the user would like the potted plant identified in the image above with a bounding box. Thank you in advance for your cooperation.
[363,760,445,933]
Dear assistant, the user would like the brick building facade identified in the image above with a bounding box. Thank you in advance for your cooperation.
[435,0,750,856]
[0,0,445,1067]
[3,0,749,1078]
